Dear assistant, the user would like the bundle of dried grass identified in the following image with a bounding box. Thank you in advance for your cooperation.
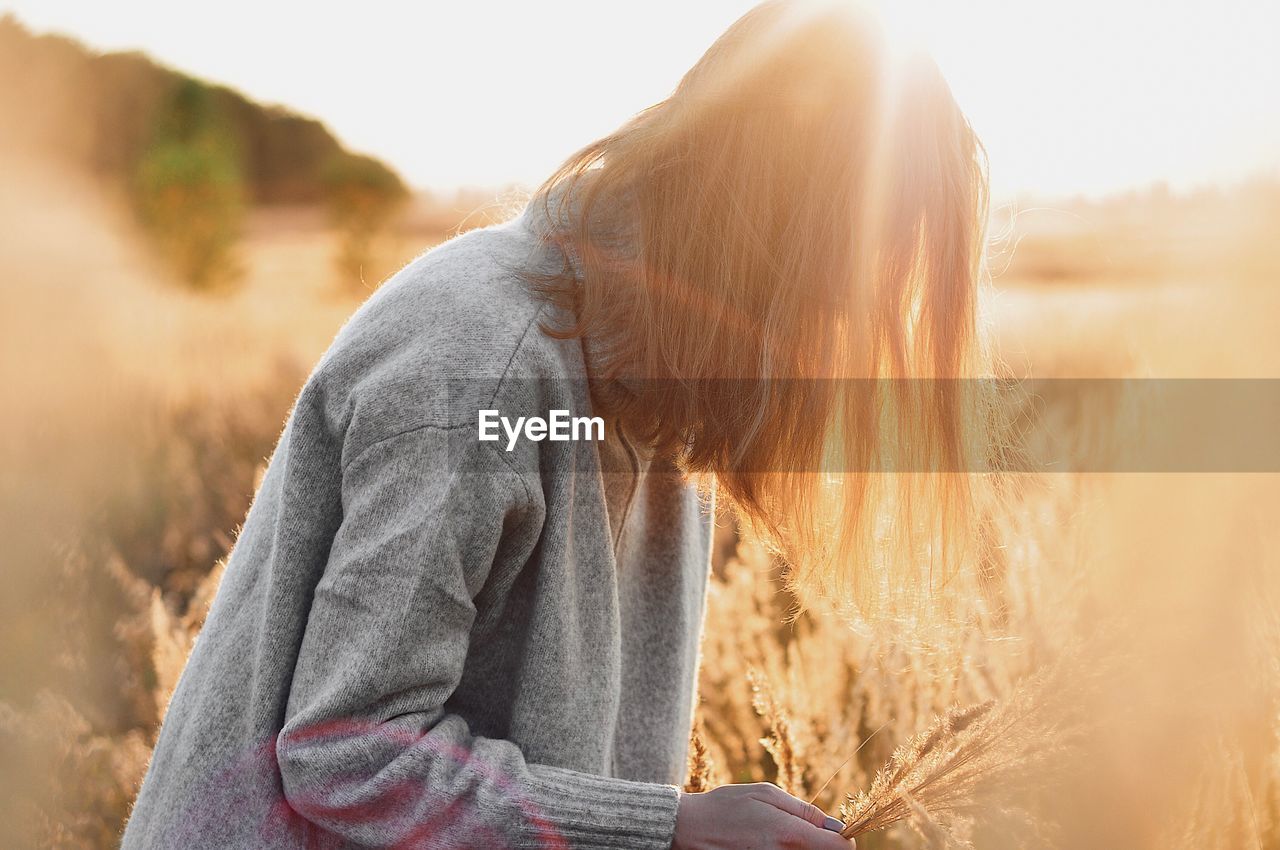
[835,663,1083,846]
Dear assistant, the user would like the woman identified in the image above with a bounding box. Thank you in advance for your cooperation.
[122,1,987,847]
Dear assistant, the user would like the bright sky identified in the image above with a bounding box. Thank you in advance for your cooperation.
[3,0,1278,200]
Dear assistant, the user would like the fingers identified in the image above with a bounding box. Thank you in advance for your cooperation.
[809,827,855,849]
[758,784,836,828]
[755,784,853,848]
[774,812,854,849]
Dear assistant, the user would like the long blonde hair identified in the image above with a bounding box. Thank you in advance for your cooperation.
[527,0,995,615]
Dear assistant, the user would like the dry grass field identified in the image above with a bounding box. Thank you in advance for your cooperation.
[2,153,1278,848]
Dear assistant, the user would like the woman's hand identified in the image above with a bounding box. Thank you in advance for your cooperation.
[672,783,854,849]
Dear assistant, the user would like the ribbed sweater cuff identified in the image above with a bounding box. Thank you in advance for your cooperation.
[517,764,679,850]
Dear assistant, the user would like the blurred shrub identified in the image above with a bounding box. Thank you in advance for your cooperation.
[134,79,245,291]
[321,152,409,286]
[1,18,407,204]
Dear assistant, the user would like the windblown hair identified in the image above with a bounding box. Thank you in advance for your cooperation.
[525,0,996,615]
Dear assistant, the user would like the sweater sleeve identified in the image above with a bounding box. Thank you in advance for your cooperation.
[275,424,680,850]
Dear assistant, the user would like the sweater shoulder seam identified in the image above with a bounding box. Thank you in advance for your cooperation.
[339,420,475,474]
[340,303,550,475]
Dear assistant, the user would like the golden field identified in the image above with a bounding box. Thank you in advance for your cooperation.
[2,150,1279,848]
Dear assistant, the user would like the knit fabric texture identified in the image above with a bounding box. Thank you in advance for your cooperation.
[120,194,715,849]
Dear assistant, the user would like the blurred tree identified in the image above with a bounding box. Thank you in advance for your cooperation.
[321,152,409,288]
[133,78,246,291]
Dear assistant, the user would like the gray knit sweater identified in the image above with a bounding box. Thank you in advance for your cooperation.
[120,195,715,849]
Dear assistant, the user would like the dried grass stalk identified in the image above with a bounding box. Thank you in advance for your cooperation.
[748,666,805,796]
[684,717,721,793]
